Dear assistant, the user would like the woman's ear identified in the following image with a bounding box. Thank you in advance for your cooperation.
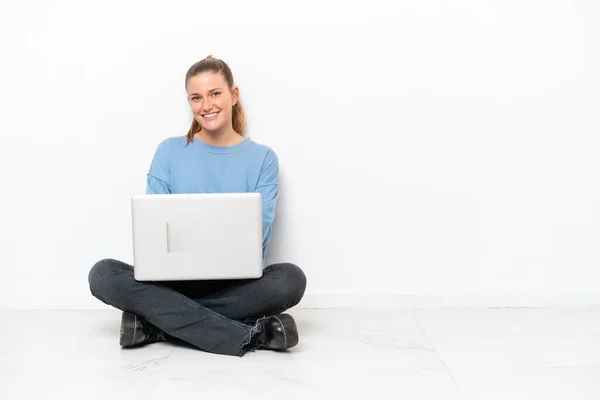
[231,86,240,105]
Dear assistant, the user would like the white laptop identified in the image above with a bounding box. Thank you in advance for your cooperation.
[131,193,263,281]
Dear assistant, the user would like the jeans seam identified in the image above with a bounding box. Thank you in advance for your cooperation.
[237,317,266,357]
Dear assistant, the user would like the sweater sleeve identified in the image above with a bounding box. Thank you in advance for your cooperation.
[145,139,172,194]
[256,149,279,248]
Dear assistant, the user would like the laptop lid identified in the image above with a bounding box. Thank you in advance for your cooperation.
[131,193,263,281]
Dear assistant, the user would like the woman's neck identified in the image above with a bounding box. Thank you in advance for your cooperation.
[194,127,244,147]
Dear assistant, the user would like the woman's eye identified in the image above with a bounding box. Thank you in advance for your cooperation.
[192,96,200,101]
[211,92,220,97]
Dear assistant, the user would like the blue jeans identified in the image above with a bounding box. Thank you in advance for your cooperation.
[88,258,307,356]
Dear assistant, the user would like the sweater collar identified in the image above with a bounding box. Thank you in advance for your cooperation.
[191,136,253,154]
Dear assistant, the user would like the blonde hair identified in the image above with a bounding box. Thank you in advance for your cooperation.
[184,55,245,146]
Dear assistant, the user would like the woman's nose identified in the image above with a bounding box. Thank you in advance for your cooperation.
[202,98,213,111]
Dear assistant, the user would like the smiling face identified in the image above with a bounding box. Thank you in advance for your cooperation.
[186,71,239,135]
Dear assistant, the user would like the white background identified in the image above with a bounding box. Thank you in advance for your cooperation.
[1,0,599,309]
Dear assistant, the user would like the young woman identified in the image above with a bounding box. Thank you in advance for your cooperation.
[88,56,307,357]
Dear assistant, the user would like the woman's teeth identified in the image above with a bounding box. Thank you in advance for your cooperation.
[203,112,218,119]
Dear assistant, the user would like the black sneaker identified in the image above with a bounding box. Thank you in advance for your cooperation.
[119,311,166,347]
[249,314,299,351]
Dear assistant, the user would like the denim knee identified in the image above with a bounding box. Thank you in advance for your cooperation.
[88,258,129,299]
[270,263,307,306]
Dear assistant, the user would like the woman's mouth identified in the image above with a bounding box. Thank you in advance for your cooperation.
[202,112,219,121]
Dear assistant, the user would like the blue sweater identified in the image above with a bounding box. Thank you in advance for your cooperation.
[146,136,279,258]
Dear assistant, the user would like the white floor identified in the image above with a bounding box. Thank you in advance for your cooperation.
[1,308,600,399]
